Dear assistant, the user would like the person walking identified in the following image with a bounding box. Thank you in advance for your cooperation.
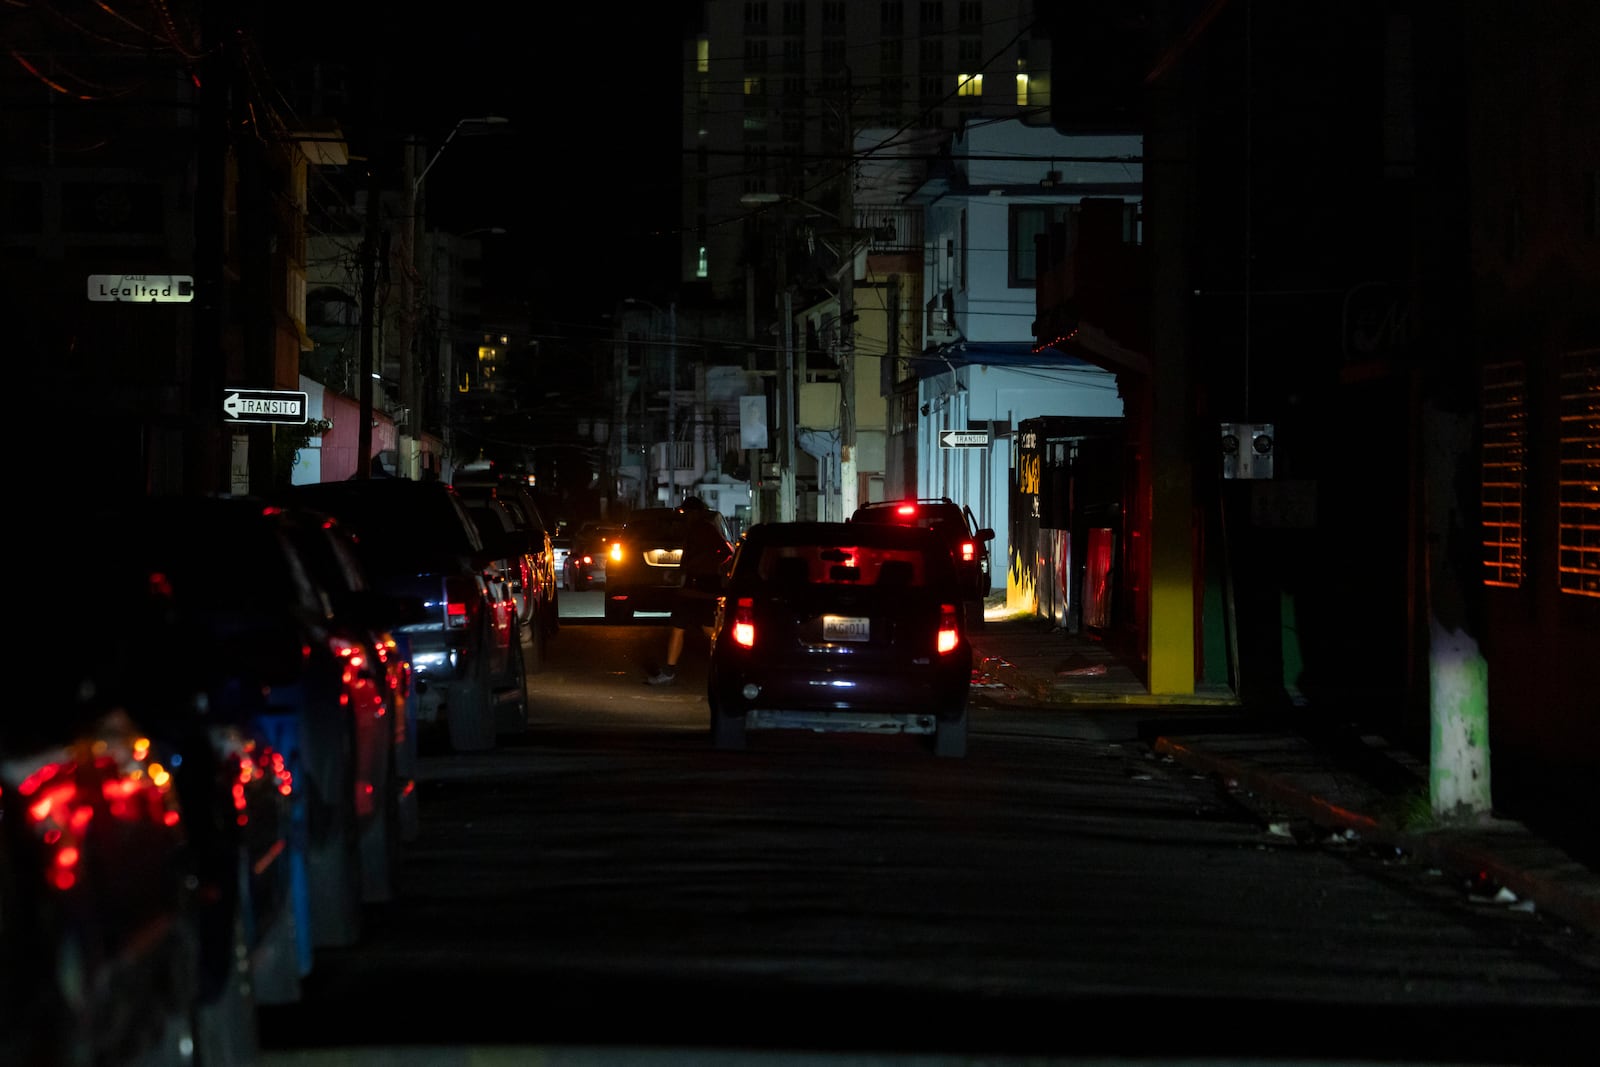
[645,496,733,686]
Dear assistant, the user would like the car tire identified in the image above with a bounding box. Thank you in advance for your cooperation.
[194,893,259,1066]
[523,609,546,675]
[307,747,364,948]
[934,706,969,759]
[249,846,303,1006]
[447,651,497,752]
[359,748,401,904]
[496,625,532,735]
[710,698,747,751]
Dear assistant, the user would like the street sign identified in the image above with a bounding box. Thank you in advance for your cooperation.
[222,389,308,425]
[87,274,195,303]
[939,429,989,448]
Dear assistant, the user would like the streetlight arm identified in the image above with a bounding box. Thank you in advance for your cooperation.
[414,116,509,194]
[413,126,461,193]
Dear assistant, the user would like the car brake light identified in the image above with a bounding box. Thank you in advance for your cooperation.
[732,596,756,648]
[609,542,622,563]
[894,503,917,518]
[444,576,477,629]
[937,603,960,655]
[959,540,976,563]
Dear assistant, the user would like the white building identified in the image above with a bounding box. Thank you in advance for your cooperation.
[904,119,1143,599]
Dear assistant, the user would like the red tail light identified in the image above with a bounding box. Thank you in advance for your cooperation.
[937,603,960,655]
[959,540,976,563]
[894,503,917,518]
[731,596,756,649]
[444,576,478,629]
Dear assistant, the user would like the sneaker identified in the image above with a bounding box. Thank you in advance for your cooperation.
[645,667,678,686]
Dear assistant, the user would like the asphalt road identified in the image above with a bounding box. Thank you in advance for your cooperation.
[257,592,1600,1066]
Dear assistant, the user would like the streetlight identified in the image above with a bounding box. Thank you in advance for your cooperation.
[414,116,509,193]
[624,297,676,507]
[402,116,510,478]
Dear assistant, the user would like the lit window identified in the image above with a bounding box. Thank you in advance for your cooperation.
[1016,60,1029,106]
[1557,348,1600,597]
[697,246,708,278]
[956,73,982,97]
[697,37,709,74]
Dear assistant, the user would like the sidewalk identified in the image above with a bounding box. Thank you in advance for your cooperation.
[965,611,1600,942]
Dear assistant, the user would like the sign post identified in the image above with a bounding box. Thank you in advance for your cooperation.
[222,389,308,425]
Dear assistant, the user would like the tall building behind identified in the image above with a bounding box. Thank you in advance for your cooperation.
[681,0,1053,301]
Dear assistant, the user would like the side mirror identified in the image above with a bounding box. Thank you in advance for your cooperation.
[975,528,996,543]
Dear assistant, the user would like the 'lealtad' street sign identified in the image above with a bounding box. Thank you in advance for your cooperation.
[87,274,194,303]
[222,389,308,425]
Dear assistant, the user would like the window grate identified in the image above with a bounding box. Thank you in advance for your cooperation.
[1481,359,1526,588]
[1557,348,1600,597]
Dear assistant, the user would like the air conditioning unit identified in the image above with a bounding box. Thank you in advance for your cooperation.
[927,290,958,340]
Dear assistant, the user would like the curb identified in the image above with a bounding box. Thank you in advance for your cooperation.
[1153,736,1600,941]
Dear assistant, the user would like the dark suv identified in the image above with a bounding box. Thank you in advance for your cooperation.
[288,479,518,752]
[849,498,995,622]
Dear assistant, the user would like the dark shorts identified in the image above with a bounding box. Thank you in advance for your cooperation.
[670,591,719,630]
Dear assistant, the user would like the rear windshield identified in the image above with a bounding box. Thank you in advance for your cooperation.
[756,546,936,588]
[739,523,957,588]
[625,511,689,540]
[853,503,967,537]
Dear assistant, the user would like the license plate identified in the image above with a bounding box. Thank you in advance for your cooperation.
[823,615,870,641]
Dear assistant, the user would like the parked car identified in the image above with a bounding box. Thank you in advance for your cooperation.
[706,521,974,757]
[3,544,292,1061]
[98,494,378,953]
[288,478,518,752]
[604,507,733,622]
[452,466,560,642]
[552,531,575,590]
[273,505,423,896]
[849,497,996,626]
[0,704,202,1066]
[567,521,624,591]
[457,494,535,728]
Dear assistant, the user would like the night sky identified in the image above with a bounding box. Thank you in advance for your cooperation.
[267,3,695,320]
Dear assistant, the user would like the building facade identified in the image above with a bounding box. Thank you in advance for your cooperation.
[682,0,1053,302]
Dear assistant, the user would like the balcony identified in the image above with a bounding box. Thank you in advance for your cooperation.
[856,206,922,256]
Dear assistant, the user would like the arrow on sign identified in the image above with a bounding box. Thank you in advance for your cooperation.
[940,430,989,448]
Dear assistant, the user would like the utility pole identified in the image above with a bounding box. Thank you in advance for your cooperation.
[836,70,859,522]
[400,141,419,479]
[356,158,382,479]
[667,301,678,501]
[778,213,796,522]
